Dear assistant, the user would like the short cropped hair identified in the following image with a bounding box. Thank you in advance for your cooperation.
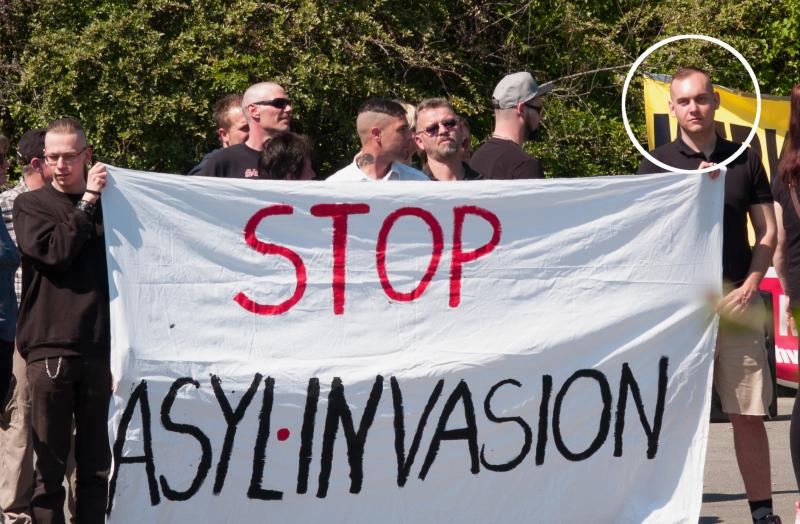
[357,98,407,119]
[47,117,87,145]
[259,132,313,180]
[672,67,711,84]
[414,98,456,130]
[212,93,243,130]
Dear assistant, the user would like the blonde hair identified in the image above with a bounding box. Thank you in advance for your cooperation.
[393,100,416,131]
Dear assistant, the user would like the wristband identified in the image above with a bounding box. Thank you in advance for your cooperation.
[84,189,101,197]
[75,199,96,216]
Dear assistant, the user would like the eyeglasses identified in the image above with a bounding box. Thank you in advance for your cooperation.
[419,118,458,137]
[252,98,291,109]
[44,147,87,166]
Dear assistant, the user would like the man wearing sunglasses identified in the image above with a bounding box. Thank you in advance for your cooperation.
[327,98,428,181]
[202,82,291,179]
[414,98,481,181]
[470,71,552,180]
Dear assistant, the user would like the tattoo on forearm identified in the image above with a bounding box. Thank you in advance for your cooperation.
[356,154,375,169]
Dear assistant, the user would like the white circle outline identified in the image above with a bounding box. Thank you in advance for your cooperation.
[621,34,761,174]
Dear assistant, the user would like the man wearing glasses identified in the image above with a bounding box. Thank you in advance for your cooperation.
[12,117,111,524]
[470,71,552,180]
[327,98,428,181]
[202,82,292,179]
[414,98,482,181]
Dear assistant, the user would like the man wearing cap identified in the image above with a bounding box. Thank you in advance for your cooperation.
[0,128,52,524]
[637,67,779,524]
[201,82,291,179]
[470,71,553,180]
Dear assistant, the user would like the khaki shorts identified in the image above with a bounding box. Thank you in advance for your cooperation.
[714,303,772,416]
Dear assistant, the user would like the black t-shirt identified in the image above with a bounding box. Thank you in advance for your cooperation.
[187,148,219,176]
[424,162,484,181]
[469,137,544,179]
[637,135,773,285]
[772,174,800,301]
[200,143,262,179]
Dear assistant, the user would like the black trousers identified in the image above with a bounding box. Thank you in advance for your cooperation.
[27,356,111,524]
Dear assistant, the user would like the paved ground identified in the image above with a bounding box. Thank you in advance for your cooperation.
[701,395,798,523]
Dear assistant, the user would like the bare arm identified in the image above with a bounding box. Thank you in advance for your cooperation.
[718,202,776,316]
[773,200,789,292]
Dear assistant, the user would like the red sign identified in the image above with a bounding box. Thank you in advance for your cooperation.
[760,275,799,388]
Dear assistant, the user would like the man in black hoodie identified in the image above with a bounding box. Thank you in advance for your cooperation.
[12,117,110,524]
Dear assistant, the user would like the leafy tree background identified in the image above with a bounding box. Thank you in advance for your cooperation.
[1,0,798,178]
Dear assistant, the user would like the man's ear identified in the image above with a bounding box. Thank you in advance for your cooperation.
[515,102,525,117]
[371,127,382,145]
[712,91,720,110]
[668,99,676,118]
[85,148,93,166]
[30,158,42,172]
[246,104,259,121]
[218,127,228,145]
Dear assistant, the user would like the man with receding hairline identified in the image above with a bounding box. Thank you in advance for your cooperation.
[201,82,292,179]
[638,67,780,524]
[327,98,428,181]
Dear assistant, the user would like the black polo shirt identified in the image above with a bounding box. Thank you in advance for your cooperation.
[637,135,772,285]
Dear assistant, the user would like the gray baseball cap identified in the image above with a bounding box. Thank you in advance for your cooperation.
[492,72,553,109]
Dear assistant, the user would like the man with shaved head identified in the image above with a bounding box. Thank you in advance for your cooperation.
[327,98,428,181]
[201,82,292,179]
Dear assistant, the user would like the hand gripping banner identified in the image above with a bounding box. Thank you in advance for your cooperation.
[103,168,722,523]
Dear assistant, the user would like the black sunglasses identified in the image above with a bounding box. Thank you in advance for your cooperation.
[252,98,291,109]
[420,118,459,137]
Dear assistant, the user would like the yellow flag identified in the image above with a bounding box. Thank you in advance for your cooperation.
[643,74,789,180]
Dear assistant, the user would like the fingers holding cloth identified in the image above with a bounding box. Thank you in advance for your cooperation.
[83,162,108,204]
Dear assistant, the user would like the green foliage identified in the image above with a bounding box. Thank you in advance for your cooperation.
[1,0,798,177]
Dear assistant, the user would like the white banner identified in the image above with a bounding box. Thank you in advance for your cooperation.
[103,168,722,523]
